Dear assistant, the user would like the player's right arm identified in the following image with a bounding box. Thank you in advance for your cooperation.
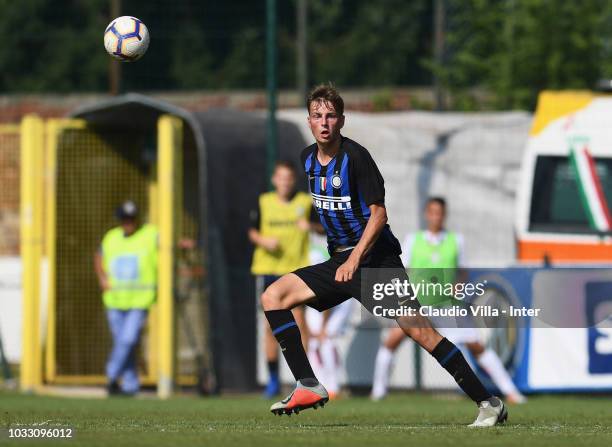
[247,204,280,252]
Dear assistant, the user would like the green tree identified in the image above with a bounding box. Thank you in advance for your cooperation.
[433,0,611,110]
[504,0,607,108]
[0,0,108,92]
[308,0,430,86]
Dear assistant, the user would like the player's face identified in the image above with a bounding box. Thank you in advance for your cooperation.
[425,202,445,232]
[272,166,296,199]
[307,100,344,145]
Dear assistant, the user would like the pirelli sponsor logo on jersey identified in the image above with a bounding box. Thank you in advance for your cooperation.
[311,193,352,211]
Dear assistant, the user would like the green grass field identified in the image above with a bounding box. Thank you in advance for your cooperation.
[1,391,611,446]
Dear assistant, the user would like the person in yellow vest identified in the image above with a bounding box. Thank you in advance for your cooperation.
[94,200,158,396]
[249,160,318,398]
[370,197,526,404]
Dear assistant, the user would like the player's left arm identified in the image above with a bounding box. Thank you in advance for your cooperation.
[335,203,387,282]
[335,146,388,282]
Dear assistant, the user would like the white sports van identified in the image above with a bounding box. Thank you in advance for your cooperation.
[516,91,612,263]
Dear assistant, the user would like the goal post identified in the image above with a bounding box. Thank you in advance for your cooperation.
[19,115,45,392]
[43,118,88,385]
[19,113,200,396]
[157,114,183,398]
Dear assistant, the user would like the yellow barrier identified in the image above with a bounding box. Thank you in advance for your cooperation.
[0,124,20,256]
[157,115,182,398]
[146,166,159,383]
[19,115,44,392]
[0,124,19,133]
[44,120,57,383]
[18,114,196,397]
[43,119,87,384]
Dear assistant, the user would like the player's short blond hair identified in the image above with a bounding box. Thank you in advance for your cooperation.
[307,83,344,116]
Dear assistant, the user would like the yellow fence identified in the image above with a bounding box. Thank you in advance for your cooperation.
[19,114,198,397]
[20,116,44,391]
[0,124,20,257]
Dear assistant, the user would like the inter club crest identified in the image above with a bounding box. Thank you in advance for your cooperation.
[331,174,342,189]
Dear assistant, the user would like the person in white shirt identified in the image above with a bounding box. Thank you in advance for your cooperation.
[370,197,526,404]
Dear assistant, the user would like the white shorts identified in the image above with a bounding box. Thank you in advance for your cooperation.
[428,315,481,344]
[306,299,354,337]
[436,326,481,344]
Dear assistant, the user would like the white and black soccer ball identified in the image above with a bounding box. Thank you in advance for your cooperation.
[104,16,149,62]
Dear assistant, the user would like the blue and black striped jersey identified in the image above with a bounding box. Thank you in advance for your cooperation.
[300,136,401,255]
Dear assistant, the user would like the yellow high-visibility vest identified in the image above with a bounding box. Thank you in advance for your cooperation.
[102,224,158,309]
[251,192,312,275]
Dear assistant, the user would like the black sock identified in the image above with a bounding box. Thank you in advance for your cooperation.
[265,310,317,382]
[431,338,492,404]
[267,360,279,377]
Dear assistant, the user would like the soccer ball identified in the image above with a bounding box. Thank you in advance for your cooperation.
[104,16,149,62]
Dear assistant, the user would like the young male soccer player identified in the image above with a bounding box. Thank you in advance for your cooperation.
[371,197,526,404]
[261,84,507,427]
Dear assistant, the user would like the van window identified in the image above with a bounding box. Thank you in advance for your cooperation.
[529,155,612,233]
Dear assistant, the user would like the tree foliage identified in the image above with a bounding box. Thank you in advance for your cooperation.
[436,0,612,109]
[0,0,610,110]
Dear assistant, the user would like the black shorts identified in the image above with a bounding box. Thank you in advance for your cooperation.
[293,247,419,313]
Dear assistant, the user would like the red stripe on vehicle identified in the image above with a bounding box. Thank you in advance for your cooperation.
[584,147,612,228]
